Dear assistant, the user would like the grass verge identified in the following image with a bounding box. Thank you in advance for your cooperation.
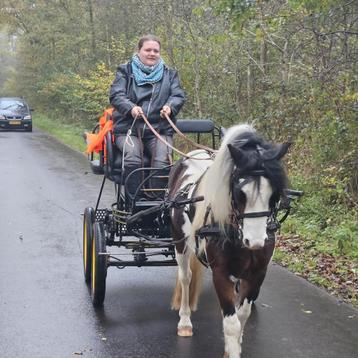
[34,113,88,153]
[274,200,358,307]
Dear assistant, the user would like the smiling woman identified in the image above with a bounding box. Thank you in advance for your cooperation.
[109,34,186,196]
[137,38,161,66]
[0,97,33,132]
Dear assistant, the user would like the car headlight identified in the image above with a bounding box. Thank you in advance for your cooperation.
[24,115,32,120]
[0,114,5,120]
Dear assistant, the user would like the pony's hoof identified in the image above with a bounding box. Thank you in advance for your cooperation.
[223,352,229,358]
[177,326,193,337]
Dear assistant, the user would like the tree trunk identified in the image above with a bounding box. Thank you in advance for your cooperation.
[87,0,96,58]
[247,58,252,109]
[260,38,268,76]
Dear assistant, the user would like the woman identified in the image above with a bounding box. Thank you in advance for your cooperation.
[109,34,186,197]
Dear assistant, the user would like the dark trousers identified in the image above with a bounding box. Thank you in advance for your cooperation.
[115,134,173,197]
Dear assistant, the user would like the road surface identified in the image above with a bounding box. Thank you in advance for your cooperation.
[0,129,357,358]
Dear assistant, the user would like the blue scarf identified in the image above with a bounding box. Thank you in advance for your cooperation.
[131,54,164,86]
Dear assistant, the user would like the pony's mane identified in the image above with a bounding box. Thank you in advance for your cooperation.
[201,123,288,226]
[201,124,255,225]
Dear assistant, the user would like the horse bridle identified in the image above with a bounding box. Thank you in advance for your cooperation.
[194,169,281,267]
[230,169,281,233]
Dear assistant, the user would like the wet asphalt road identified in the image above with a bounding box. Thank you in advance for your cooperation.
[0,128,357,358]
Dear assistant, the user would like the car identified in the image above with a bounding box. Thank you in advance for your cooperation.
[0,97,33,132]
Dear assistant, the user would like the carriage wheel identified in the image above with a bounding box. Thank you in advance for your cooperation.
[83,207,95,284]
[91,222,107,307]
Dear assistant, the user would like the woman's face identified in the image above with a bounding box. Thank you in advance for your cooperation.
[138,40,161,66]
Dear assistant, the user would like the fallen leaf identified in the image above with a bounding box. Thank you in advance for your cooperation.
[301,309,312,314]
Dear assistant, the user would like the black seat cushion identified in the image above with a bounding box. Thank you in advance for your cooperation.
[176,119,214,133]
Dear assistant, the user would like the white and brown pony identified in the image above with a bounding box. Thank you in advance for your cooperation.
[168,124,290,357]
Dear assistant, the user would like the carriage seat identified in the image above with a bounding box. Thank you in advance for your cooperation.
[89,118,216,183]
[174,119,215,133]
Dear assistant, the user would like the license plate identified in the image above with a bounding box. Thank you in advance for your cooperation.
[9,120,21,125]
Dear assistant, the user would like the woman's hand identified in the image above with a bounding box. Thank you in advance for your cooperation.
[160,105,171,118]
[131,106,143,118]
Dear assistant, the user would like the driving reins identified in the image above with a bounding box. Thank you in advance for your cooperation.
[162,113,217,154]
[137,113,216,160]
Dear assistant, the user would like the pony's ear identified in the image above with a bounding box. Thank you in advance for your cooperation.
[263,142,292,161]
[228,144,246,166]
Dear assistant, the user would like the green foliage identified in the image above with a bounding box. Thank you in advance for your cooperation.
[1,0,357,270]
[282,185,358,259]
[213,0,257,29]
[37,63,113,123]
[288,0,340,13]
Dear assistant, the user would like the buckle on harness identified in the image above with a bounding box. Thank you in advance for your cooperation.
[194,235,210,268]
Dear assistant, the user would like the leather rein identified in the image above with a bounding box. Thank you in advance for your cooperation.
[162,113,217,154]
[138,113,217,160]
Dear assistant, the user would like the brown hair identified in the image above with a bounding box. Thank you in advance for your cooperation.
[138,34,161,50]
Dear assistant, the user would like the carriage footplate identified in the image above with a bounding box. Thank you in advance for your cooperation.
[95,209,108,222]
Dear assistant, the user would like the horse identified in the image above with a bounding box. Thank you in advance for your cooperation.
[167,124,290,357]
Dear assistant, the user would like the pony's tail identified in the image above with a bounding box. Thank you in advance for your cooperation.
[171,255,204,312]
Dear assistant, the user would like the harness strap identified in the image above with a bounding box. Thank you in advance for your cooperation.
[194,204,214,268]
[196,225,221,237]
[238,211,272,219]
[194,243,210,268]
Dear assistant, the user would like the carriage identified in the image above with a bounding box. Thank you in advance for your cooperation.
[82,116,222,306]
[82,114,303,357]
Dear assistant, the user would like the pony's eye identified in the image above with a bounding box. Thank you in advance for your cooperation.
[236,191,246,212]
[234,190,246,206]
[238,191,246,203]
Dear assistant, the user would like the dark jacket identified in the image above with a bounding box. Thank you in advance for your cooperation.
[109,62,186,136]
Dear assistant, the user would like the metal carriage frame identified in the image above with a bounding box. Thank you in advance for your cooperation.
[83,119,222,306]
